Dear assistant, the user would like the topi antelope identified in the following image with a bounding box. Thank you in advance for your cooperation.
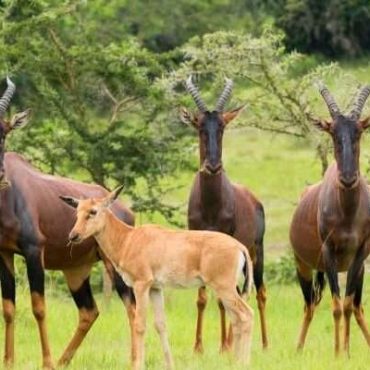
[181,76,267,351]
[0,78,136,369]
[60,186,254,370]
[290,82,370,355]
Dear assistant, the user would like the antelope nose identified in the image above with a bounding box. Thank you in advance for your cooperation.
[339,175,357,188]
[68,232,81,243]
[205,162,222,174]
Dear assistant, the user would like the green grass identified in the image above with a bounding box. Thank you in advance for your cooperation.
[139,125,370,260]
[3,60,370,369]
[3,277,370,370]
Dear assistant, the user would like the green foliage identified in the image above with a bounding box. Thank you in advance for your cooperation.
[265,254,296,285]
[159,29,350,174]
[273,0,370,57]
[0,1,368,226]
[0,0,193,223]
[119,0,271,52]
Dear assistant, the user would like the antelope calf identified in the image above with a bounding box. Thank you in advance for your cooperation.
[60,186,254,370]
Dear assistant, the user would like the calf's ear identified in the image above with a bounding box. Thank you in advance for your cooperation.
[102,185,124,208]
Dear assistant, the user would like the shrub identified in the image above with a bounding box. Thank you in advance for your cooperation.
[265,253,297,285]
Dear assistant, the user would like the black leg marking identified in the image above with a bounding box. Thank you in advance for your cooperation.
[25,248,44,296]
[345,246,366,298]
[0,255,15,304]
[323,244,340,297]
[70,277,95,310]
[297,270,315,305]
[354,266,365,308]
[314,272,325,304]
[113,270,136,305]
[297,270,325,306]
[253,203,265,290]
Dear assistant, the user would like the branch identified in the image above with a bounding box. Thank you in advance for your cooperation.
[48,28,76,91]
[247,121,305,138]
[101,83,139,127]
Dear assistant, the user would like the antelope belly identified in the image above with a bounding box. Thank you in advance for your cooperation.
[153,274,204,289]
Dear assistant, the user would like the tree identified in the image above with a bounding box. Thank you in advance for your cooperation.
[159,30,363,175]
[0,0,193,224]
[273,0,370,57]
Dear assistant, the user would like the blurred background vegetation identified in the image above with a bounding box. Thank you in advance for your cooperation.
[1,0,370,290]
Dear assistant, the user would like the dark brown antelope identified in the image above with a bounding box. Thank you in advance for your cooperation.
[0,78,135,369]
[61,186,254,370]
[181,76,267,351]
[290,82,370,355]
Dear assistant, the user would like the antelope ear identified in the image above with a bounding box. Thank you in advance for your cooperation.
[102,185,124,208]
[222,105,245,125]
[312,119,332,132]
[180,107,198,128]
[9,109,31,130]
[59,195,79,209]
[359,116,370,130]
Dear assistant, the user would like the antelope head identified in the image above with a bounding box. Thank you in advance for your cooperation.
[180,76,244,175]
[313,83,370,189]
[60,186,124,243]
[0,77,31,190]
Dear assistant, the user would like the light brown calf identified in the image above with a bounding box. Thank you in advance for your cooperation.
[60,186,254,370]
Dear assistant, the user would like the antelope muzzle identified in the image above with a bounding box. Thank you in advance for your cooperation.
[68,231,82,244]
[338,173,359,189]
[204,161,222,175]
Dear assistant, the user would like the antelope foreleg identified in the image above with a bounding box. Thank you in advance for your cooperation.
[25,249,54,369]
[0,253,15,367]
[58,269,98,366]
[194,286,207,353]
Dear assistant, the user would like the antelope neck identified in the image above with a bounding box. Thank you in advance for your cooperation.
[199,170,228,211]
[94,210,133,265]
[336,178,362,218]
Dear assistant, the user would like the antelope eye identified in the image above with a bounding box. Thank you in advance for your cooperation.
[89,209,97,216]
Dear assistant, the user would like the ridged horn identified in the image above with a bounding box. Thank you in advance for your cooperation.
[215,78,233,112]
[350,85,370,120]
[0,77,16,117]
[316,81,340,118]
[185,76,208,112]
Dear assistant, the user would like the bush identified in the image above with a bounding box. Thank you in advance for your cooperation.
[265,253,297,285]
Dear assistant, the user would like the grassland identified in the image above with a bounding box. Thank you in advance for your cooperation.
[3,60,370,369]
[6,279,370,370]
[6,124,370,370]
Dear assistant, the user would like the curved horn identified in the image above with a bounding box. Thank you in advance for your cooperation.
[215,78,233,112]
[316,81,340,118]
[350,85,370,120]
[0,77,16,117]
[185,76,208,112]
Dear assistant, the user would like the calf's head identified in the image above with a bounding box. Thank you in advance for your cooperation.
[180,76,243,175]
[314,83,370,188]
[60,186,124,243]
